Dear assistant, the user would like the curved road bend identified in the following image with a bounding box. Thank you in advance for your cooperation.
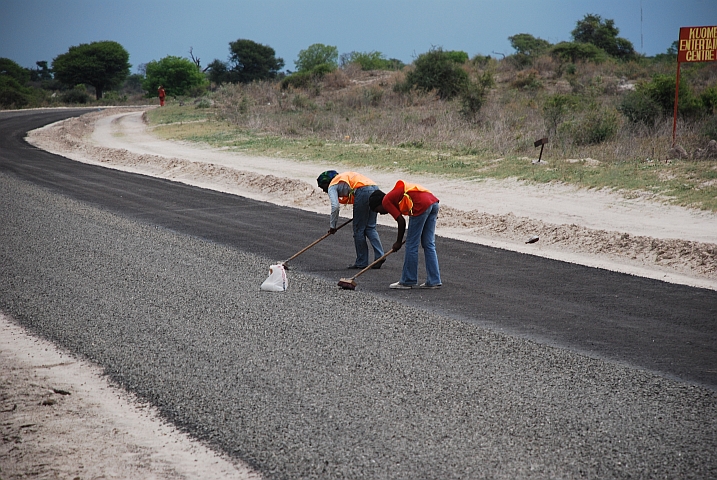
[3,109,717,478]
[2,109,715,389]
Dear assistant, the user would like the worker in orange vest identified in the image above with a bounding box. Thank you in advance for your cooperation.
[317,170,385,269]
[369,180,441,289]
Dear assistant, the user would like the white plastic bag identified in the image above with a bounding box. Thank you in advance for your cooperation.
[260,264,287,292]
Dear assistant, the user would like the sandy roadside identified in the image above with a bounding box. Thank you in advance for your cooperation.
[0,313,261,479]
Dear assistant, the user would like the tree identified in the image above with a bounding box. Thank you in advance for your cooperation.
[0,57,30,84]
[509,34,552,57]
[0,57,33,108]
[142,56,208,97]
[653,41,679,63]
[207,59,231,84]
[666,41,679,56]
[29,61,53,82]
[295,43,338,72]
[227,39,284,83]
[52,41,130,99]
[571,14,636,60]
[122,73,145,94]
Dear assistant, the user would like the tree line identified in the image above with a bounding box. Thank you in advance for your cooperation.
[0,13,698,111]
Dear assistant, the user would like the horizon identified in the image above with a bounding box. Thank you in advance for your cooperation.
[1,0,716,72]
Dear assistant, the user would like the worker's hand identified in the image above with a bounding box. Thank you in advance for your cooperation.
[392,241,403,252]
[329,228,338,235]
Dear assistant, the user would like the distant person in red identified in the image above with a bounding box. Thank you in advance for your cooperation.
[157,85,166,106]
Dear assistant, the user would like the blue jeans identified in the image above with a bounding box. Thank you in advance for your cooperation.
[353,185,384,267]
[400,202,441,286]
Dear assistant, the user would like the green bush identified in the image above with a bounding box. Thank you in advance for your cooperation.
[101,91,128,103]
[459,71,493,122]
[459,83,485,121]
[470,55,492,67]
[61,86,91,104]
[295,44,338,72]
[511,69,542,90]
[509,33,552,57]
[618,90,661,126]
[638,74,702,118]
[341,51,404,71]
[551,41,608,64]
[507,53,533,69]
[571,14,636,61]
[567,107,620,145]
[0,75,32,108]
[445,50,469,64]
[700,86,717,115]
[281,71,312,90]
[280,63,335,90]
[142,55,208,98]
[400,48,469,100]
[543,93,579,134]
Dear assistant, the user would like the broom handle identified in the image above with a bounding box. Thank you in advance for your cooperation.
[283,218,353,264]
[349,241,405,281]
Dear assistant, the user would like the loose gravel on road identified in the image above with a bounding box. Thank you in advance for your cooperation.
[2,172,716,479]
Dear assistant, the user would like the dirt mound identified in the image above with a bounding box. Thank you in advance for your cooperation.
[440,206,716,278]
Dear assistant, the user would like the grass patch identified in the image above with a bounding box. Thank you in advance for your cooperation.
[146,104,217,125]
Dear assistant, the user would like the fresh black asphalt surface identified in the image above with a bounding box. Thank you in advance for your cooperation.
[1,109,716,478]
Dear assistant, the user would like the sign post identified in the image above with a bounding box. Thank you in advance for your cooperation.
[673,26,717,146]
[534,137,548,163]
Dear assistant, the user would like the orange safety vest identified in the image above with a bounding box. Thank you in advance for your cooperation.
[329,172,375,204]
[395,180,431,216]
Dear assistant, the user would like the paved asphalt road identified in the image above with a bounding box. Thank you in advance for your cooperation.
[2,109,716,389]
[2,109,716,478]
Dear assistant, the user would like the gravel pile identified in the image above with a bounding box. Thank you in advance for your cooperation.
[2,172,716,479]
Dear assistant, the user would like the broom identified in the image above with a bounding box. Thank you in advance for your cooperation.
[337,243,403,290]
[282,218,352,268]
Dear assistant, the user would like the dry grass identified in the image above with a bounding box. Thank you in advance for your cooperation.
[147,57,717,211]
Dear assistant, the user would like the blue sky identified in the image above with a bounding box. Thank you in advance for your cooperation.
[2,0,716,72]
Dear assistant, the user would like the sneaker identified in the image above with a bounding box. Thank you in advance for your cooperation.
[347,264,366,269]
[390,282,413,289]
[419,282,442,289]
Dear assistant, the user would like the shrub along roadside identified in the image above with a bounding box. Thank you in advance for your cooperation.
[146,71,717,213]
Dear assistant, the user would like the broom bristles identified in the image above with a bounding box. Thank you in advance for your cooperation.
[337,278,357,290]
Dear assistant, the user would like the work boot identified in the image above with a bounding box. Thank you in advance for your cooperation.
[371,258,386,269]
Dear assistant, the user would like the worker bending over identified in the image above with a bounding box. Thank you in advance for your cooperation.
[317,170,385,269]
[369,180,441,289]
